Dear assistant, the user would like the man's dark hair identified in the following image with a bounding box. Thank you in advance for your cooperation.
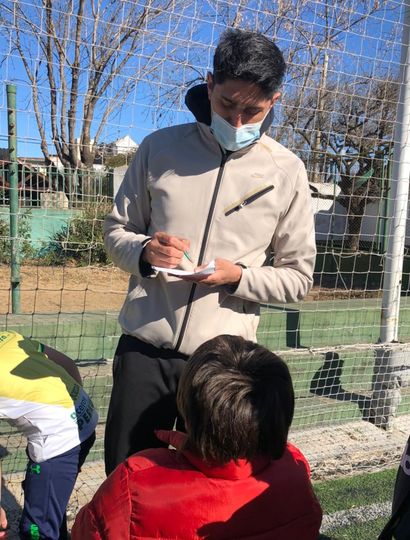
[213,29,286,97]
[177,334,294,464]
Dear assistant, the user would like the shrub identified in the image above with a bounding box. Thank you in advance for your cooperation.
[41,198,112,266]
[0,211,35,264]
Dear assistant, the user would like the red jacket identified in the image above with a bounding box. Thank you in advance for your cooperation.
[72,431,322,539]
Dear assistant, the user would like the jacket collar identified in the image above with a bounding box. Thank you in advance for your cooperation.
[155,430,271,480]
[185,83,212,125]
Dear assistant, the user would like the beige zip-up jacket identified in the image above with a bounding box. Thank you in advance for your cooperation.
[104,100,316,355]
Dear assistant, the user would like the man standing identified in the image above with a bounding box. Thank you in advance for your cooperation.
[104,28,316,475]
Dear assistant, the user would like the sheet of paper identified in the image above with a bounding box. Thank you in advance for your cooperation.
[153,260,216,277]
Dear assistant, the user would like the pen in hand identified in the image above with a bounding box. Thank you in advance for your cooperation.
[184,250,193,263]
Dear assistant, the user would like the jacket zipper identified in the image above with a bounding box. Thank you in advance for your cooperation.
[225,185,274,216]
[174,153,228,352]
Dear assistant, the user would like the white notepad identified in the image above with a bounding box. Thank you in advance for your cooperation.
[153,260,216,277]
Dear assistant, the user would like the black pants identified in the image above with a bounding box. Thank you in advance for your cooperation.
[104,334,188,476]
[378,435,410,540]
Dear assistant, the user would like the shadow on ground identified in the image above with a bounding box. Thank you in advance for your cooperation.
[310,352,374,422]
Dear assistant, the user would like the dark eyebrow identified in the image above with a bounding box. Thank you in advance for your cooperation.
[245,105,263,112]
[220,94,264,113]
[221,95,235,104]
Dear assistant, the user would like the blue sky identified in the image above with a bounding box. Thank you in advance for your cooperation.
[0,0,404,160]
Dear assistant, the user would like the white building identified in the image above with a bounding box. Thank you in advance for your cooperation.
[106,135,138,156]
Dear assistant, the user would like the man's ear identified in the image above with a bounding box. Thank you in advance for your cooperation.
[206,72,214,100]
[270,91,281,106]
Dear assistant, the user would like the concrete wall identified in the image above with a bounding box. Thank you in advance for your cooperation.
[314,200,410,248]
[0,207,80,251]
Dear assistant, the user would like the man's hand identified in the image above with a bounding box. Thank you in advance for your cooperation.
[182,258,242,287]
[142,232,190,268]
[0,506,8,538]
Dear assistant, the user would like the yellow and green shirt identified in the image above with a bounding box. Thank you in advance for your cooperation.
[0,331,98,462]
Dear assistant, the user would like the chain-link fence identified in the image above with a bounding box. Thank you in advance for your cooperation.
[0,0,409,535]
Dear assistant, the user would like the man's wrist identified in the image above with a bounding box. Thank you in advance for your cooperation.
[139,239,154,277]
[227,263,245,292]
[233,263,244,284]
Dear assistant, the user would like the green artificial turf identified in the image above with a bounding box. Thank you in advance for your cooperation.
[318,516,389,540]
[314,468,397,514]
[314,467,397,540]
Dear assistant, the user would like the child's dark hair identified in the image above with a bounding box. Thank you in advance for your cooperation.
[177,334,294,464]
[213,29,286,97]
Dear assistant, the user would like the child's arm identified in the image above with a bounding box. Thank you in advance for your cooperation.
[43,345,83,386]
[0,506,7,538]
[71,463,130,539]
[71,505,103,540]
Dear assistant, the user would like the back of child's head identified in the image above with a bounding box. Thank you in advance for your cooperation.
[177,334,294,464]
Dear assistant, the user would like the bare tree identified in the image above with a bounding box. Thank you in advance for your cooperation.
[331,79,397,251]
[1,0,189,170]
[283,75,397,250]
[275,0,389,157]
[259,0,398,251]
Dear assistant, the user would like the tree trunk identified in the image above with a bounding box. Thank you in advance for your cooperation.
[344,213,364,252]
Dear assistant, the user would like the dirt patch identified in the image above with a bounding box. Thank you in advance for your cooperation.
[306,287,382,301]
[0,264,381,314]
[0,264,129,314]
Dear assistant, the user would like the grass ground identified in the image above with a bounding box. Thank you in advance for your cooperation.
[315,468,397,539]
[319,519,389,540]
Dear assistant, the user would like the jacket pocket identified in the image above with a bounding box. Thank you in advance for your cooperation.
[224,184,274,216]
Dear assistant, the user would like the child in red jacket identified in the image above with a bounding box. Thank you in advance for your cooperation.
[72,334,322,540]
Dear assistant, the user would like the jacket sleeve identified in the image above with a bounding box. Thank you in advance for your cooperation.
[104,138,154,279]
[231,163,316,304]
[71,506,103,540]
[286,443,323,538]
[71,463,131,540]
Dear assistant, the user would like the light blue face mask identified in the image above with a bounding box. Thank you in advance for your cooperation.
[210,110,265,152]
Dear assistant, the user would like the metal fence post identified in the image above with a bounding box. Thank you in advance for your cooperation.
[6,84,21,314]
[371,1,410,429]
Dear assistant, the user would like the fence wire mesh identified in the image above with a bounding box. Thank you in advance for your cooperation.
[0,0,409,535]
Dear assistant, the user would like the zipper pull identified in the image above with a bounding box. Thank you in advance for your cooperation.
[225,185,274,216]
